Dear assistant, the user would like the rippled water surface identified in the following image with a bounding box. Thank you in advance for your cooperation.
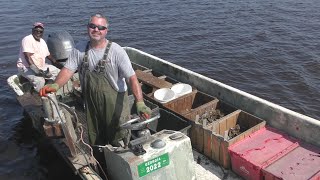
[0,0,319,179]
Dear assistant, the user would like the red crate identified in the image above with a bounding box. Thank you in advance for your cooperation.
[228,126,299,180]
[262,144,320,180]
[311,172,320,180]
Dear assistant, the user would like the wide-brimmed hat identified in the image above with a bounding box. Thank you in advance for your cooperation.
[33,22,44,29]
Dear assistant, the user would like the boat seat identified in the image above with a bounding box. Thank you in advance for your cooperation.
[135,70,172,89]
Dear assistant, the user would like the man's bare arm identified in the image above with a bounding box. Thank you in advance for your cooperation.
[55,67,75,88]
[23,52,34,65]
[128,74,151,119]
[128,74,143,102]
[47,54,57,64]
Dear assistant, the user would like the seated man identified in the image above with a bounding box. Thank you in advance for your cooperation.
[17,22,61,92]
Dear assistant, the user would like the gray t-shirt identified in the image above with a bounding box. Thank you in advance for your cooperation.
[65,40,135,92]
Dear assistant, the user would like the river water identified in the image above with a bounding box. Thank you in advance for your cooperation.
[0,0,319,179]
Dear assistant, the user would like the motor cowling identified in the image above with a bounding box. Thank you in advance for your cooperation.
[47,30,75,62]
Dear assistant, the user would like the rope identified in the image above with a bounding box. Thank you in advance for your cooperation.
[46,95,108,180]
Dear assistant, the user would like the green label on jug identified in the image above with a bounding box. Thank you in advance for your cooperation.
[137,153,170,177]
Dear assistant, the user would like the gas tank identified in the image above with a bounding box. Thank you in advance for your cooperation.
[47,30,75,61]
[103,130,196,180]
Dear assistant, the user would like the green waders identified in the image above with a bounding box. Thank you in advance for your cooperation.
[80,41,130,146]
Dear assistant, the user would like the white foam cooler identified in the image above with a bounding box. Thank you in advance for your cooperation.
[103,130,196,180]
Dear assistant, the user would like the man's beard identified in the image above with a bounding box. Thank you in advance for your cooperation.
[90,32,103,41]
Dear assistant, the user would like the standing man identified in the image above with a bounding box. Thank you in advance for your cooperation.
[17,22,61,92]
[40,14,151,146]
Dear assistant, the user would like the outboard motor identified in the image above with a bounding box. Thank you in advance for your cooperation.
[47,30,75,64]
[47,31,80,95]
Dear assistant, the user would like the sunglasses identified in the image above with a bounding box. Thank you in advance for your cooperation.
[88,23,107,31]
[33,29,44,33]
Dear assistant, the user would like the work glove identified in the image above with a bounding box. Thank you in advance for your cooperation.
[39,83,59,96]
[136,101,152,119]
[30,64,44,76]
[44,68,53,78]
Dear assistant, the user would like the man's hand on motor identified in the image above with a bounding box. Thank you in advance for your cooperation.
[39,83,59,96]
[136,101,152,119]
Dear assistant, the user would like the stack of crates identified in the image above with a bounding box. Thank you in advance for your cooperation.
[134,67,269,171]
[184,99,237,155]
[161,90,220,152]
[157,87,267,171]
[228,126,300,180]
[262,143,320,180]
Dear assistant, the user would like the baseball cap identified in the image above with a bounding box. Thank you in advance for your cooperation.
[33,22,44,29]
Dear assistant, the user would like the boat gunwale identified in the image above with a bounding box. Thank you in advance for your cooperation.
[124,46,320,147]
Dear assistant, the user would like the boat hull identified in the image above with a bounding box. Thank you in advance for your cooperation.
[124,47,320,147]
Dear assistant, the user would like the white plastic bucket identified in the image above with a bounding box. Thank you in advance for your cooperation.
[154,88,176,103]
[171,83,192,97]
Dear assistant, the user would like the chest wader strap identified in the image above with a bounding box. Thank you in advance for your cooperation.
[80,41,112,85]
[82,42,90,69]
[94,41,112,73]
[79,42,90,96]
[80,40,112,96]
[81,40,112,72]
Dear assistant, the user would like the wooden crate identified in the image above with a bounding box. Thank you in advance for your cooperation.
[183,99,219,121]
[187,100,237,153]
[183,98,237,121]
[135,69,179,99]
[203,123,214,157]
[135,69,173,89]
[163,90,221,116]
[140,83,155,97]
[190,120,206,153]
[144,70,179,85]
[164,91,217,153]
[163,89,198,115]
[210,110,266,169]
